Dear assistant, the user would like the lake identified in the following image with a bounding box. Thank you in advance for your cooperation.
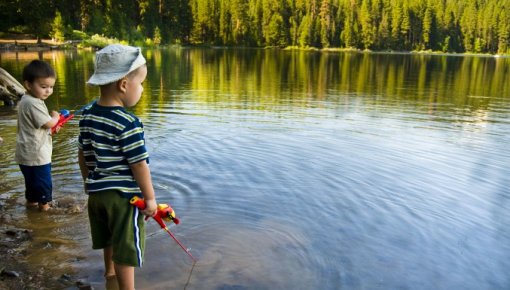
[1,48,510,290]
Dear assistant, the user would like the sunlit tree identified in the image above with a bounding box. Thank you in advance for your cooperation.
[51,10,66,42]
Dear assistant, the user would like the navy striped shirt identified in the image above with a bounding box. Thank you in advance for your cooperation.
[78,102,149,198]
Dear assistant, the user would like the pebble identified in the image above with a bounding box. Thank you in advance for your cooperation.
[76,279,94,290]
[1,270,20,278]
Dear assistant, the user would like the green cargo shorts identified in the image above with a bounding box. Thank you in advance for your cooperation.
[88,190,145,267]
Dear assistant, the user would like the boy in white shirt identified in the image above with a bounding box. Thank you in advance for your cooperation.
[15,60,60,211]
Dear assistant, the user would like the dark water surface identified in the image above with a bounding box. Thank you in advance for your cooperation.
[1,49,510,290]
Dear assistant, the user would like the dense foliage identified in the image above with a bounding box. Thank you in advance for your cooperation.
[1,0,510,53]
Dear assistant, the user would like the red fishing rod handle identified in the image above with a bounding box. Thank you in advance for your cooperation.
[130,196,146,209]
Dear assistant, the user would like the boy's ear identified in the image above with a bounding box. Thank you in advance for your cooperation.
[23,80,31,91]
[117,78,128,93]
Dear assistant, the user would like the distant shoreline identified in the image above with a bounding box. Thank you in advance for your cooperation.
[0,39,79,52]
[0,38,507,58]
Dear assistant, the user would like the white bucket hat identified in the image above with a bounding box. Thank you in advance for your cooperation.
[87,44,146,86]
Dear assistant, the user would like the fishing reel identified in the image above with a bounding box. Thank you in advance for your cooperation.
[130,196,180,228]
[155,203,180,224]
[51,109,74,134]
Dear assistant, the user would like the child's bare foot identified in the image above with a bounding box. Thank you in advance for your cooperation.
[39,202,51,211]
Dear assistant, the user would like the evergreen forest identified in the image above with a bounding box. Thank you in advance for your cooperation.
[1,0,510,54]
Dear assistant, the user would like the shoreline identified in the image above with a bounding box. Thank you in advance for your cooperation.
[0,39,78,52]
[0,38,507,58]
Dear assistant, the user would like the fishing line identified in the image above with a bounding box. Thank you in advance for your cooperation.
[183,260,197,290]
[144,223,198,290]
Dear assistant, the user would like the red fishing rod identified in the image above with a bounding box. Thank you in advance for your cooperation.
[130,196,197,262]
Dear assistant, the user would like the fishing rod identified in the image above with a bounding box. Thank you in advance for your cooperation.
[50,99,97,134]
[130,196,197,262]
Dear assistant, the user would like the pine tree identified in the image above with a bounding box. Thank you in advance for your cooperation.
[51,10,66,42]
[359,0,374,49]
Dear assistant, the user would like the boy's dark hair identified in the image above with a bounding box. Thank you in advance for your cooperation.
[22,60,56,83]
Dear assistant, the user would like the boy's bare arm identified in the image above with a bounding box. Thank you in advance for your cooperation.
[78,149,89,193]
[130,160,157,216]
[42,111,60,129]
[78,149,88,180]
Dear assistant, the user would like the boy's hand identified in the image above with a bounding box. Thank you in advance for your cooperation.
[43,111,61,129]
[141,199,157,217]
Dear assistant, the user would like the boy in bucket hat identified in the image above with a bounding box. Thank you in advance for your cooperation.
[78,44,158,290]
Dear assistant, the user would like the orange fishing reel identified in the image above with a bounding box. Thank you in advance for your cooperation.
[156,203,180,224]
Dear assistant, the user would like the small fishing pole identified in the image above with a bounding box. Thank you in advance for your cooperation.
[50,100,97,134]
[130,196,197,262]
[72,100,97,115]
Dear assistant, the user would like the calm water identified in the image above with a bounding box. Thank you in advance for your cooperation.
[1,49,510,290]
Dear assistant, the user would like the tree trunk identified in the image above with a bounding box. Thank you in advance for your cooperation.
[0,67,24,106]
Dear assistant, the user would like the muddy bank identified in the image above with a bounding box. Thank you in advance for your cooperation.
[0,196,93,290]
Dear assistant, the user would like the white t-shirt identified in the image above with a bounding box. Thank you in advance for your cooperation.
[15,94,52,166]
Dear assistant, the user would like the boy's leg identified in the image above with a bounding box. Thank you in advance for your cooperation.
[105,275,120,290]
[19,164,52,210]
[19,164,38,206]
[104,246,116,277]
[104,246,119,290]
[89,194,119,288]
[114,264,135,290]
